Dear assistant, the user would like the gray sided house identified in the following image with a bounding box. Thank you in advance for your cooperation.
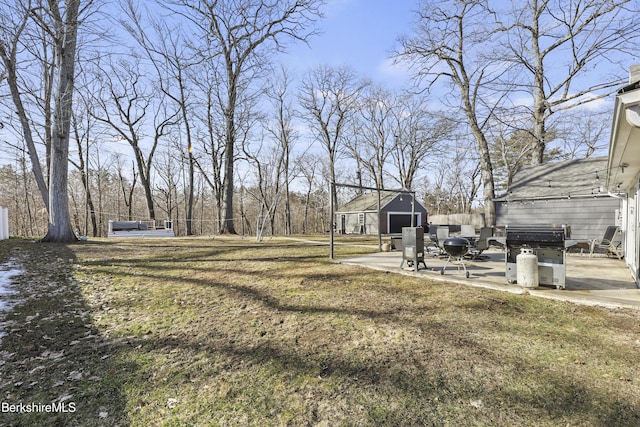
[495,157,620,240]
[336,191,428,235]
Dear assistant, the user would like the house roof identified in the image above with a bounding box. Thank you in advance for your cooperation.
[336,190,426,213]
[496,156,609,201]
[607,82,640,191]
[337,191,397,212]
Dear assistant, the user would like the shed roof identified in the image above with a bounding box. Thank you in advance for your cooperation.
[337,191,397,212]
[337,190,426,213]
[496,156,609,201]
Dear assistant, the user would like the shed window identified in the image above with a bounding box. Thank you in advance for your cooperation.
[358,213,365,225]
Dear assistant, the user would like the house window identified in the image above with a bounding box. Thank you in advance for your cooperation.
[358,213,365,225]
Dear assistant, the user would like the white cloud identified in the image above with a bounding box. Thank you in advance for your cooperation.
[324,0,357,18]
[376,57,413,85]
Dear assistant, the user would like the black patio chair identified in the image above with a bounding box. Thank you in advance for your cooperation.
[468,227,493,260]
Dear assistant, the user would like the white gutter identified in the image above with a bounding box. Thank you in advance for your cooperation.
[608,191,627,199]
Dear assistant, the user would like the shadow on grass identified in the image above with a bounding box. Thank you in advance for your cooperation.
[81,266,640,424]
[43,238,640,425]
[120,312,640,426]
[0,240,132,427]
[79,241,331,269]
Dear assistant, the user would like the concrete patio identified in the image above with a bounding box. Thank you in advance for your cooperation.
[338,248,640,310]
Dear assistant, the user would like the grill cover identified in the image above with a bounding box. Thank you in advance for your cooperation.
[505,224,570,247]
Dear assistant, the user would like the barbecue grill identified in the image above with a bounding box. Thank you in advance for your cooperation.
[440,237,471,278]
[505,224,570,289]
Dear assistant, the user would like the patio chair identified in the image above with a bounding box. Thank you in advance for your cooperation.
[460,224,476,237]
[468,227,493,260]
[436,226,450,256]
[425,225,439,254]
[590,226,623,259]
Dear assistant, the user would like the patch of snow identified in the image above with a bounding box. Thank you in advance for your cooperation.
[0,259,24,341]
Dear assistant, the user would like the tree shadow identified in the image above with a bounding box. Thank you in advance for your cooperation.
[0,241,132,427]
[13,238,636,425]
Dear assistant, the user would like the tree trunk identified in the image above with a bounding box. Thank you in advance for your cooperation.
[464,97,496,226]
[178,75,195,236]
[220,82,237,234]
[0,41,49,212]
[284,178,291,235]
[220,135,236,234]
[79,168,98,237]
[88,191,98,237]
[132,146,156,221]
[530,7,546,166]
[303,192,310,234]
[186,152,194,235]
[531,67,547,164]
[42,0,80,243]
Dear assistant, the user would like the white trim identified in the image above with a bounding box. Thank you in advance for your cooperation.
[608,89,640,190]
[632,181,640,283]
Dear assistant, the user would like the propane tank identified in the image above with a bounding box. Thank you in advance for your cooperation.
[516,247,539,288]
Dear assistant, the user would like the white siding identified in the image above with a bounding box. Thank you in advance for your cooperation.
[624,182,639,282]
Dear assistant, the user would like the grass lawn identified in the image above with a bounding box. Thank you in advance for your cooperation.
[0,236,639,426]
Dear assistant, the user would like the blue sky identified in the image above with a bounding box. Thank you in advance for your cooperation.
[280,0,417,86]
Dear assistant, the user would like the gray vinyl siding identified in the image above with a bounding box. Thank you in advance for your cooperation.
[336,194,427,235]
[495,197,620,240]
[338,212,380,234]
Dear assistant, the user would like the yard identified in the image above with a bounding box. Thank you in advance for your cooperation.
[0,237,638,426]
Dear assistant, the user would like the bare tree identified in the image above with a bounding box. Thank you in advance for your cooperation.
[299,65,367,210]
[448,138,481,214]
[191,66,226,233]
[243,136,282,240]
[154,147,182,232]
[0,150,44,236]
[490,129,535,193]
[389,92,451,190]
[162,0,323,234]
[91,57,179,221]
[490,127,563,193]
[422,136,480,215]
[0,1,51,212]
[398,0,508,226]
[114,155,138,222]
[264,66,298,235]
[555,109,609,159]
[0,0,83,242]
[70,98,99,237]
[122,0,198,234]
[296,153,322,234]
[346,84,394,189]
[501,0,640,164]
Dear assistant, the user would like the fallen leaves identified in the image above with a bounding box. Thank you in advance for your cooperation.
[40,349,65,360]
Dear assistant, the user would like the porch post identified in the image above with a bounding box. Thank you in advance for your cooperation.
[377,189,382,251]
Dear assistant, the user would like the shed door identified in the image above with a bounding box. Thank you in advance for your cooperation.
[388,214,421,234]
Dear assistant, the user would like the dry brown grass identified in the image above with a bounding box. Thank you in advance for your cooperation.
[0,236,639,426]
